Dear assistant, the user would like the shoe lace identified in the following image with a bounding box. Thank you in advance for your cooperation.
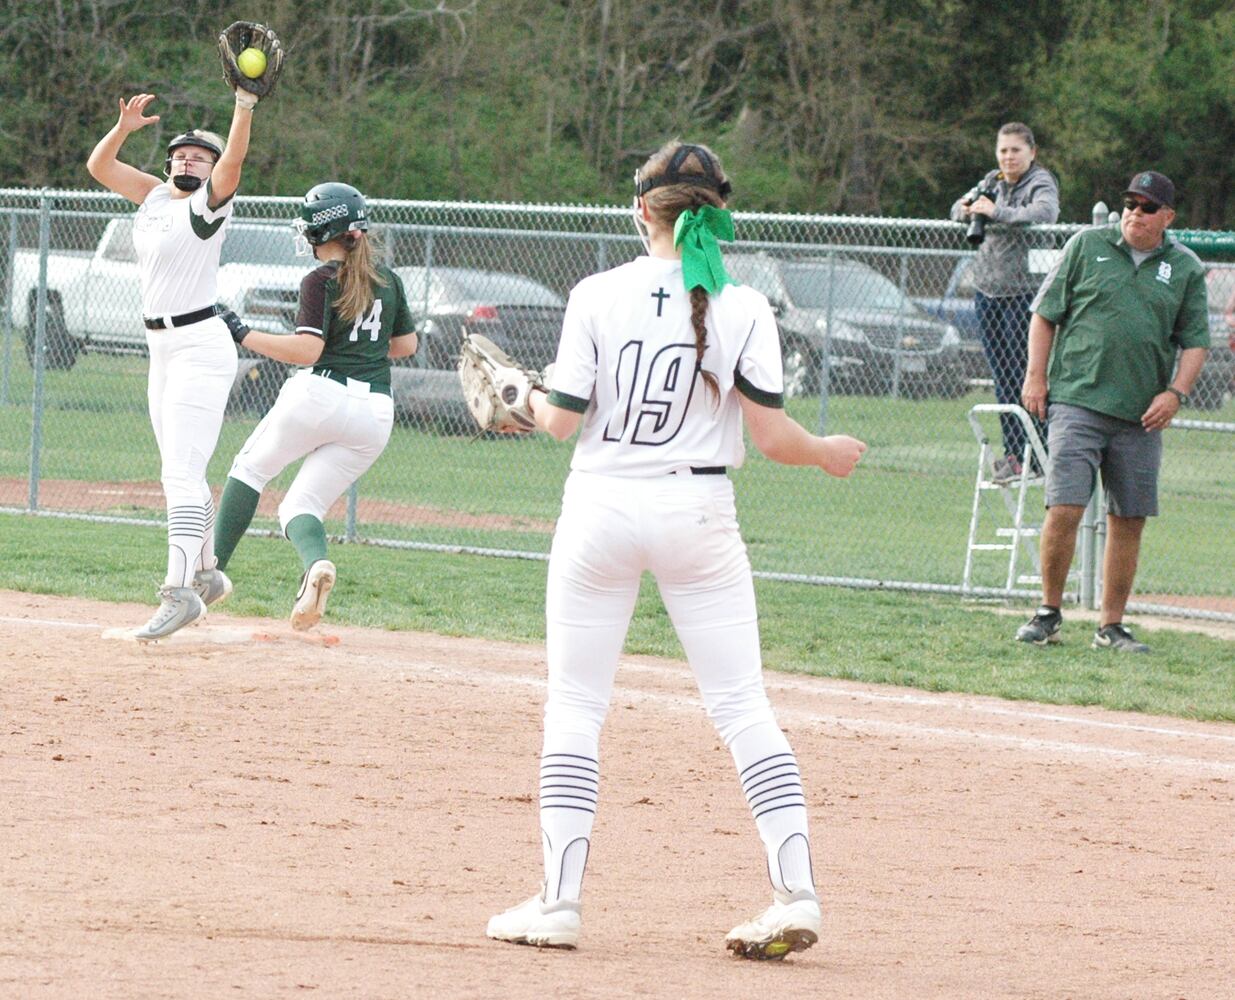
[145,592,184,629]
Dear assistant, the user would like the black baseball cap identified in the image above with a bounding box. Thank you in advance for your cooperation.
[1123,171,1175,209]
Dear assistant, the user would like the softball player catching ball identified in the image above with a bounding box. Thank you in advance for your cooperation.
[86,88,257,641]
[211,183,417,630]
[486,141,866,959]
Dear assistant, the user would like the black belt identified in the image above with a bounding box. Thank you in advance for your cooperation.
[313,368,392,397]
[143,305,218,330]
[671,466,727,476]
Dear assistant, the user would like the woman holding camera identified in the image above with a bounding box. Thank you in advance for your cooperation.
[951,122,1059,482]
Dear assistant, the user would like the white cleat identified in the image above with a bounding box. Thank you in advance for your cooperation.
[725,895,821,961]
[290,559,336,631]
[193,567,233,607]
[486,894,581,950]
[133,586,207,643]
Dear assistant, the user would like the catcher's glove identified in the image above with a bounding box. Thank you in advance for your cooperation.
[458,334,548,434]
[218,21,284,108]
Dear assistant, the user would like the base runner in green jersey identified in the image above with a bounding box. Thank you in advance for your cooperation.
[212,182,419,630]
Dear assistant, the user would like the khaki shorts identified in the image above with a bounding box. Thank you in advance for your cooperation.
[1045,402,1162,517]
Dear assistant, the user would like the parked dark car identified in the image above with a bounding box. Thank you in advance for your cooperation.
[918,255,1233,410]
[913,256,984,379]
[725,252,967,398]
[389,267,566,430]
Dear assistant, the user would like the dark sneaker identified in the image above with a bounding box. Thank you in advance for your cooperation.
[1092,623,1149,653]
[990,455,1023,486]
[1016,606,1062,645]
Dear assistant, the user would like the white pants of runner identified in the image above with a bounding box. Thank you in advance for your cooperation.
[146,316,237,587]
[227,370,394,530]
[538,469,815,905]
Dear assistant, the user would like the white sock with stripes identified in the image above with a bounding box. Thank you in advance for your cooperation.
[538,734,599,905]
[198,500,217,574]
[166,504,208,588]
[731,720,816,900]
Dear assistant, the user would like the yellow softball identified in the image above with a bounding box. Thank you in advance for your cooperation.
[237,47,267,78]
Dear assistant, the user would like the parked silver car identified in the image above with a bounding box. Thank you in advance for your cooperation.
[389,267,565,431]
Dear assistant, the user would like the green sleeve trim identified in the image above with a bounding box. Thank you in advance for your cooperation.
[735,372,784,408]
[547,389,589,413]
[189,204,226,241]
[205,176,235,212]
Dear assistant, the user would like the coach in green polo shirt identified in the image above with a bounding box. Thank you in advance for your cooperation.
[1016,170,1209,653]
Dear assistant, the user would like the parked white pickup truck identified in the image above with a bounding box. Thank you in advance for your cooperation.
[11,216,311,411]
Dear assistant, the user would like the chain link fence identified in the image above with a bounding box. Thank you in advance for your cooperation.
[2,188,1233,620]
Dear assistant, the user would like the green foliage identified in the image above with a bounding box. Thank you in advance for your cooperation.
[3,1,1233,222]
[1029,1,1235,226]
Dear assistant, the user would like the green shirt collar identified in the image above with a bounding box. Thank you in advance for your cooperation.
[1099,224,1172,260]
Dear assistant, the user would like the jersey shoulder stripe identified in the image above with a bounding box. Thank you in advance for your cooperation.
[735,372,783,408]
[547,388,589,413]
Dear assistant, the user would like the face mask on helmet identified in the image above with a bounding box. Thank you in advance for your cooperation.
[163,131,223,192]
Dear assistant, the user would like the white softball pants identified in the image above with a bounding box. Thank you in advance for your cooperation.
[146,317,237,587]
[227,370,393,530]
[539,470,815,904]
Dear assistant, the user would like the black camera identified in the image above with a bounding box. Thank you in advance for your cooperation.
[963,181,999,245]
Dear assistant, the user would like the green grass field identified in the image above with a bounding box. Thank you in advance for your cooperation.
[2,346,1233,724]
[2,349,1233,598]
[1,513,1233,723]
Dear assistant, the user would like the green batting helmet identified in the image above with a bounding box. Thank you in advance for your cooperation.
[296,182,369,246]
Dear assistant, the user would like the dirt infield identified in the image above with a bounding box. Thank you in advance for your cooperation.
[2,590,1233,1000]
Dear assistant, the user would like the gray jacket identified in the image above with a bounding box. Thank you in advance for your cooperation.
[950,161,1060,296]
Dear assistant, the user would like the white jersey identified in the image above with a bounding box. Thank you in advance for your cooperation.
[549,255,785,476]
[132,181,233,319]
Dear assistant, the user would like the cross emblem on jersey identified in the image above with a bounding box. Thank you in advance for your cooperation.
[651,287,670,317]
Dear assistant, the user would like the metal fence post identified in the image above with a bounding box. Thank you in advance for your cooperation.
[817,252,834,433]
[346,481,359,542]
[596,237,607,273]
[890,253,909,399]
[27,191,51,511]
[1091,201,1108,227]
[422,230,434,314]
[1078,487,1105,609]
[1,211,17,406]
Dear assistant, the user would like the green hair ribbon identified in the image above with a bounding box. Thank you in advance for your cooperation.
[673,205,736,294]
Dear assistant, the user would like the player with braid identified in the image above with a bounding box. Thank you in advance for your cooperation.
[486,141,866,959]
[86,83,259,641]
[211,184,418,630]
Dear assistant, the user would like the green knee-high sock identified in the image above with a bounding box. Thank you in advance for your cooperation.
[215,478,261,571]
[285,514,328,572]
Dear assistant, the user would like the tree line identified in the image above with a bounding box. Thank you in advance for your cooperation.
[3,0,1233,227]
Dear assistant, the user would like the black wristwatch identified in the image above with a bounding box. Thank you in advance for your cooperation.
[1166,386,1188,405]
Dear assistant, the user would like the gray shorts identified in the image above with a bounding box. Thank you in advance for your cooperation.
[1045,402,1162,517]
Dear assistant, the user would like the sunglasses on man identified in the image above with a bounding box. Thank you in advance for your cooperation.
[1122,197,1163,215]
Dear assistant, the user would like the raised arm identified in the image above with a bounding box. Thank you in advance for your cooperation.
[85,94,163,206]
[207,100,253,208]
[738,395,865,477]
